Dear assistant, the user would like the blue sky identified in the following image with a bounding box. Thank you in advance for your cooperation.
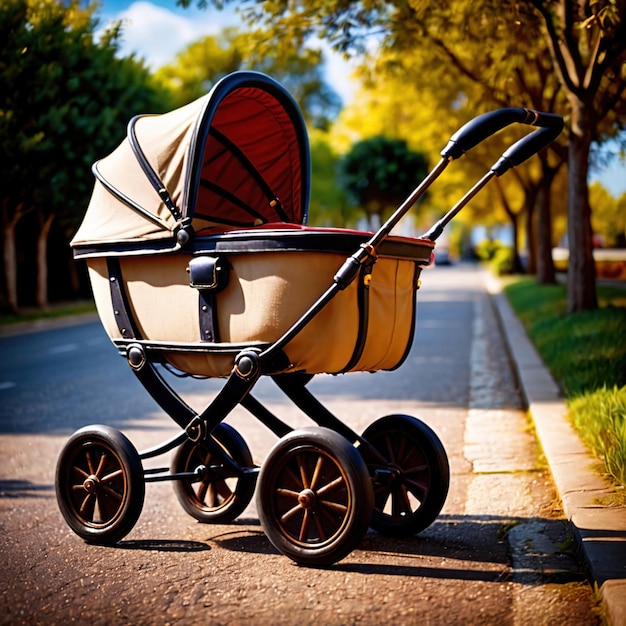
[95,1,358,104]
[96,1,625,196]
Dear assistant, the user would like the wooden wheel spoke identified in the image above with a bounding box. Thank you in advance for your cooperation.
[384,435,396,464]
[72,465,90,481]
[196,480,215,507]
[101,469,123,484]
[319,499,348,515]
[101,483,124,501]
[85,450,96,476]
[296,455,310,489]
[215,479,233,501]
[281,503,303,524]
[94,451,108,477]
[395,437,408,465]
[299,509,312,542]
[79,492,95,517]
[316,475,345,497]
[277,488,300,499]
[404,463,428,475]
[285,466,303,490]
[391,484,413,516]
[313,511,327,542]
[309,455,324,491]
[405,477,428,502]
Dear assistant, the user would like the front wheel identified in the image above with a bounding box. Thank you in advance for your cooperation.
[55,425,145,545]
[172,423,256,524]
[358,414,449,537]
[256,427,374,567]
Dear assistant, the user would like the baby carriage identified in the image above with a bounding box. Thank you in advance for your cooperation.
[56,71,563,566]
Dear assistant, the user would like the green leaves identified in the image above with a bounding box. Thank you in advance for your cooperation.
[339,136,428,222]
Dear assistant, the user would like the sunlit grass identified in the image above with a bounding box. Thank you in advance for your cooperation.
[0,300,96,326]
[505,278,626,486]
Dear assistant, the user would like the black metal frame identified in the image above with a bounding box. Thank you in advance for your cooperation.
[126,341,389,486]
[103,106,564,490]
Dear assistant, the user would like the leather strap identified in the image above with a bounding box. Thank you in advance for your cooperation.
[106,257,140,340]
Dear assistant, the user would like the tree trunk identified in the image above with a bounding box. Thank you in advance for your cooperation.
[496,181,524,274]
[36,210,55,310]
[523,184,539,275]
[2,201,21,314]
[68,255,82,296]
[566,97,597,313]
[536,165,557,285]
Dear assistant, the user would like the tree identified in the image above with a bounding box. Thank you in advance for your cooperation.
[339,136,428,228]
[527,0,626,311]
[589,182,626,247]
[329,58,562,270]
[185,0,626,312]
[0,0,170,312]
[308,133,356,227]
[156,28,342,129]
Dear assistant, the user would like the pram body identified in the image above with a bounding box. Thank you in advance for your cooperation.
[56,71,563,566]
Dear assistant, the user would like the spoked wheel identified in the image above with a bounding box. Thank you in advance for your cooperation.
[358,414,449,537]
[55,425,144,545]
[172,423,256,524]
[256,427,374,567]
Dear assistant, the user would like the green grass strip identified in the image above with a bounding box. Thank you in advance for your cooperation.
[504,278,626,486]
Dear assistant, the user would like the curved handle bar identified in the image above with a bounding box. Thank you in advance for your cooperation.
[441,108,563,161]
[490,123,563,175]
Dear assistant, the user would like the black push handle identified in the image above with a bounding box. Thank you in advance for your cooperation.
[441,108,563,160]
[490,123,563,175]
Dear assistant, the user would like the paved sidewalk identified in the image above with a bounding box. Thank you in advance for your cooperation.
[2,276,624,622]
[485,274,626,626]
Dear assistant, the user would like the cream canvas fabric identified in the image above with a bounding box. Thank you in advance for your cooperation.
[75,72,433,378]
[71,72,309,253]
[87,233,431,377]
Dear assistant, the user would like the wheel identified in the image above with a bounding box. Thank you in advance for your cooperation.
[256,427,374,566]
[358,414,449,537]
[172,423,256,524]
[55,425,144,545]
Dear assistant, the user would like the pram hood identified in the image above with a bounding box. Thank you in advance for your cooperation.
[71,71,310,258]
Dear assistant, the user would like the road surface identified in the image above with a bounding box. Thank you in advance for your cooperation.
[0,264,598,625]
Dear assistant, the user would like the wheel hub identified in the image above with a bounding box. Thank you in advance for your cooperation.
[83,475,99,493]
[297,488,316,509]
[388,464,404,486]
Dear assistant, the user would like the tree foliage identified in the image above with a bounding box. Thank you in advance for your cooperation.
[0,0,170,311]
[184,0,626,312]
[308,133,356,227]
[589,182,626,247]
[156,27,342,129]
[339,136,428,228]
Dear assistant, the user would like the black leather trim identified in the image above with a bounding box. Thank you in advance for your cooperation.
[106,257,141,340]
[339,258,375,373]
[73,229,434,264]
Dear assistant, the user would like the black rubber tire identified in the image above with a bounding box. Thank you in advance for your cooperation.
[256,427,374,566]
[358,414,449,537]
[55,425,144,545]
[172,423,256,524]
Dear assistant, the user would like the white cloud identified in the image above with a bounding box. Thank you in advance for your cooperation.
[101,1,358,103]
[105,1,240,69]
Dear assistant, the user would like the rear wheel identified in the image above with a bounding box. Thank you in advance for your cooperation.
[172,423,256,524]
[55,425,144,545]
[358,414,449,537]
[256,427,374,566]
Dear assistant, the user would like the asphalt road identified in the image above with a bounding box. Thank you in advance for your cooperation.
[0,263,600,625]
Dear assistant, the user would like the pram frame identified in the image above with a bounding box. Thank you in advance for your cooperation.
[56,72,564,566]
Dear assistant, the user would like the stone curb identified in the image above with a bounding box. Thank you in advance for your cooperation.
[485,273,626,626]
